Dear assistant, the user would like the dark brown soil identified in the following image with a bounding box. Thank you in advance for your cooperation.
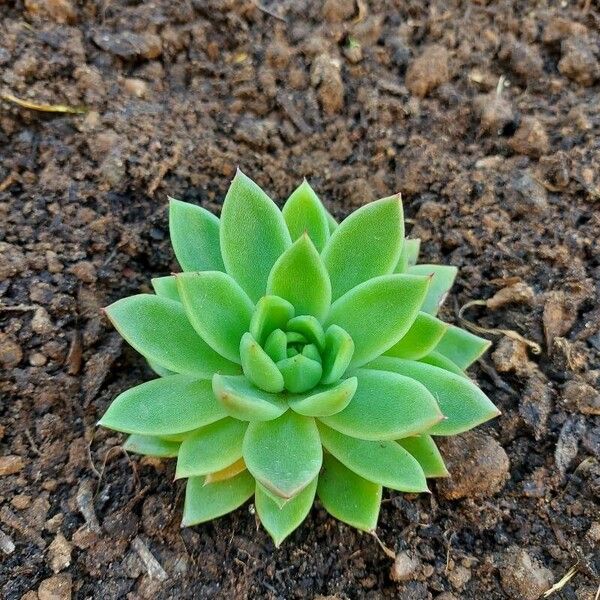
[1,1,599,599]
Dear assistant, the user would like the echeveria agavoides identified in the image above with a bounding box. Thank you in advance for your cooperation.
[100,170,499,546]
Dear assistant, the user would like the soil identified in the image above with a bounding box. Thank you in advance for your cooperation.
[1,1,599,599]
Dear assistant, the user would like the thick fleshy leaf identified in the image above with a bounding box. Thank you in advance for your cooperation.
[124,434,180,457]
[250,296,295,345]
[318,423,428,492]
[169,198,224,272]
[267,236,331,321]
[395,238,421,273]
[282,180,330,252]
[434,325,491,369]
[322,196,404,300]
[320,325,354,384]
[147,359,174,377]
[367,357,500,435]
[419,351,466,377]
[151,276,180,302]
[182,470,254,527]
[105,295,239,377]
[176,418,248,478]
[317,453,381,531]
[177,272,254,364]
[212,375,288,421]
[205,458,247,484]
[263,329,287,363]
[385,312,449,360]
[325,274,430,370]
[240,332,284,393]
[288,377,357,417]
[320,368,443,440]
[397,435,448,478]
[255,477,317,546]
[408,264,457,315]
[220,170,292,302]
[243,412,322,498]
[326,210,338,233]
[286,316,325,351]
[277,354,323,393]
[99,375,227,435]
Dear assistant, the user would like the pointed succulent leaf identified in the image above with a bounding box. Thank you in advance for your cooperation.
[434,325,491,369]
[318,423,428,492]
[367,357,500,435]
[322,196,404,300]
[277,354,323,393]
[205,458,247,484]
[395,238,421,273]
[263,329,287,363]
[99,375,227,435]
[325,274,430,370]
[256,477,318,547]
[105,295,239,377]
[385,312,449,360]
[397,435,449,478]
[124,434,180,457]
[288,377,357,417]
[408,264,457,315]
[177,272,254,364]
[317,453,381,532]
[250,296,295,345]
[286,315,326,351]
[419,351,466,377]
[257,481,289,509]
[151,276,180,302]
[176,417,248,479]
[320,325,354,384]
[182,470,254,527]
[169,197,225,272]
[282,180,330,252]
[243,412,322,499]
[326,210,338,233]
[320,368,443,440]
[239,332,284,393]
[212,375,288,421]
[220,170,292,302]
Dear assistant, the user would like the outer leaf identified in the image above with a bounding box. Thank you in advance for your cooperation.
[255,478,317,546]
[124,434,180,457]
[367,357,500,435]
[385,312,449,360]
[240,332,284,393]
[177,272,254,364]
[321,325,354,384]
[322,196,404,300]
[212,375,288,421]
[267,236,331,321]
[205,458,247,484]
[325,274,430,370]
[320,368,443,440]
[317,453,381,531]
[434,325,491,369]
[147,359,174,378]
[250,296,295,345]
[288,377,357,417]
[318,423,428,492]
[326,210,338,233]
[395,238,421,273]
[282,180,330,252]
[220,170,292,302]
[397,435,448,478]
[419,351,466,377]
[169,198,224,272]
[277,354,323,393]
[99,375,227,435]
[408,264,457,315]
[182,470,254,527]
[243,412,322,498]
[176,418,248,478]
[105,295,239,377]
[151,276,180,302]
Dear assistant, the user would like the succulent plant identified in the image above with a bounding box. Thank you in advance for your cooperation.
[100,171,499,545]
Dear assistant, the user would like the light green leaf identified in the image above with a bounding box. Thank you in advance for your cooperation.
[99,375,227,435]
[169,198,224,272]
[385,312,449,360]
[105,295,240,377]
[176,418,248,478]
[419,351,466,377]
[282,180,330,252]
[124,434,180,457]
[367,357,500,435]
[325,274,430,370]
[408,264,457,315]
[320,325,354,384]
[322,196,404,300]
[243,412,322,498]
[302,344,321,362]
[277,354,323,393]
[255,478,317,546]
[286,315,326,351]
[151,276,180,302]
[326,210,338,233]
[434,325,491,369]
[212,375,288,421]
[397,435,448,478]
[250,296,295,345]
[263,328,287,363]
[240,332,284,393]
[177,271,254,364]
[267,236,331,321]
[182,470,254,527]
[318,423,428,492]
[320,368,443,440]
[147,359,175,377]
[220,170,292,302]
[317,453,381,532]
[395,238,421,273]
[288,377,357,417]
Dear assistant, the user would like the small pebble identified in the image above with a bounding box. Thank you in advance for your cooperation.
[48,532,73,573]
[508,117,549,157]
[562,380,600,416]
[390,551,421,582]
[11,494,32,510]
[69,261,97,284]
[38,573,72,600]
[448,564,471,590]
[123,78,148,98]
[311,54,344,115]
[558,37,600,87]
[0,455,25,476]
[500,547,554,600]
[0,334,23,368]
[30,352,48,367]
[24,0,77,24]
[406,45,449,98]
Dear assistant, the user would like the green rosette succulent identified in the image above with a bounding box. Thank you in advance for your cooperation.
[100,170,499,546]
